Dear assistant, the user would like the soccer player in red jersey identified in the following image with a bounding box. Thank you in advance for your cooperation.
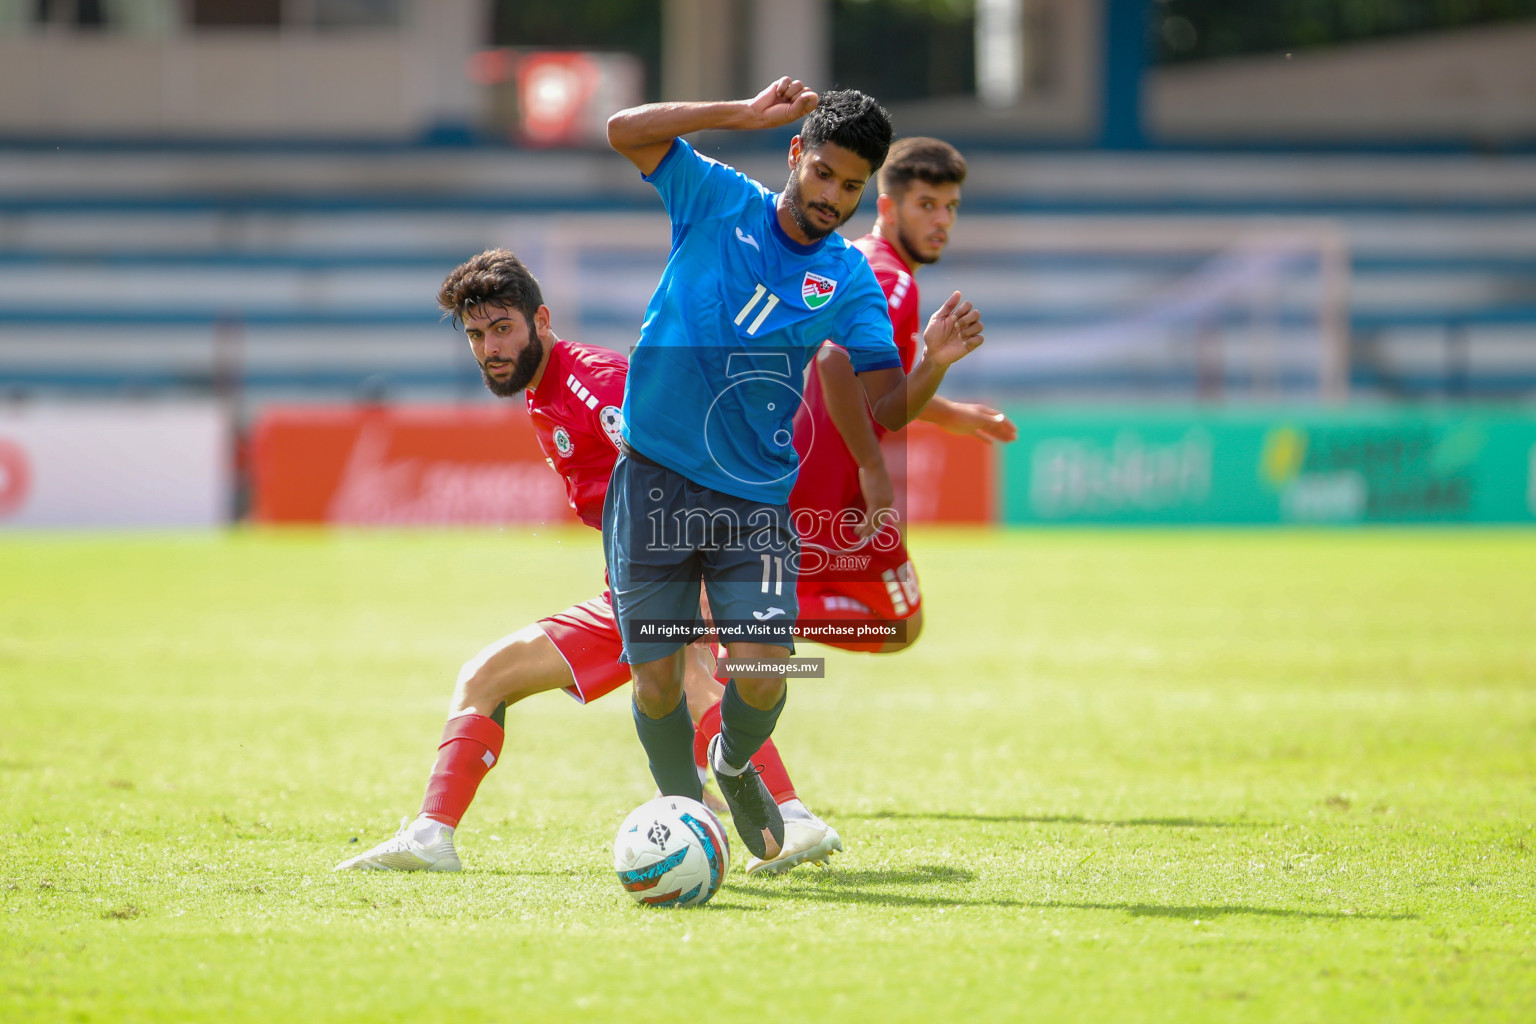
[795,136,1017,652]
[688,140,1018,866]
[336,248,835,872]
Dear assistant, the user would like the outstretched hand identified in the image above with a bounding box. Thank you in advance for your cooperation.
[943,403,1018,443]
[921,291,985,369]
[745,77,819,130]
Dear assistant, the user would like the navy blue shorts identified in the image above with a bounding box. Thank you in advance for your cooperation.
[603,447,799,664]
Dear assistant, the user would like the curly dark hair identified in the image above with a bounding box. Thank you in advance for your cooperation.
[800,89,893,172]
[879,137,967,199]
[437,248,544,328]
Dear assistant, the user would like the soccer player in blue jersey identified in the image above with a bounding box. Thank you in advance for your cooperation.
[605,77,986,861]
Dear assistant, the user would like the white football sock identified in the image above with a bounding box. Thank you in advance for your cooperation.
[777,798,813,821]
[409,816,451,843]
[709,735,749,777]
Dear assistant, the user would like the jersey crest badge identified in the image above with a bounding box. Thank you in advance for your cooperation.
[801,272,837,309]
[599,406,624,450]
[552,427,573,457]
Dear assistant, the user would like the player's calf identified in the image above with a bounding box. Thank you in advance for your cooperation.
[417,626,576,832]
[338,624,581,872]
[630,649,704,802]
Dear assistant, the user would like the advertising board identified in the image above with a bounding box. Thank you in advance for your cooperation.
[0,404,230,527]
[252,407,996,527]
[252,405,576,526]
[1000,408,1536,525]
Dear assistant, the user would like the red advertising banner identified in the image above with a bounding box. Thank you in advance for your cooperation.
[883,421,995,524]
[252,406,995,526]
[252,406,576,525]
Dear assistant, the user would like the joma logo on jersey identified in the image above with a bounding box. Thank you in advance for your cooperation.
[801,272,837,309]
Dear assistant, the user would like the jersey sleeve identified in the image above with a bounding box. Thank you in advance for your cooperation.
[642,138,758,229]
[873,264,922,372]
[836,261,902,374]
[584,358,629,451]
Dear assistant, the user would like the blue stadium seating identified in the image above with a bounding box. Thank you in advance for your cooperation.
[2,145,1534,404]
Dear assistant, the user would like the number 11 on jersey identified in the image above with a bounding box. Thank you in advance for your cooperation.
[735,284,780,336]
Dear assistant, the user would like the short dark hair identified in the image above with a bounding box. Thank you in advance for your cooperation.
[800,89,893,173]
[878,137,967,199]
[437,248,544,328]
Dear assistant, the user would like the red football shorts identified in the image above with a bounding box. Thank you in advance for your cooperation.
[700,530,921,673]
[538,592,630,705]
[790,424,921,624]
[797,527,923,622]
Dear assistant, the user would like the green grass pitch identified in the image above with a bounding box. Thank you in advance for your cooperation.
[2,527,1533,1022]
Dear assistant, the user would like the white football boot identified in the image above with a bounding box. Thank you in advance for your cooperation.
[334,816,462,872]
[744,804,844,876]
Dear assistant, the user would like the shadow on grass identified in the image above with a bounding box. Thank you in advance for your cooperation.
[795,864,975,887]
[712,863,979,910]
[723,877,1413,920]
[715,884,1009,911]
[468,865,977,886]
[840,810,1256,829]
[1031,901,1417,922]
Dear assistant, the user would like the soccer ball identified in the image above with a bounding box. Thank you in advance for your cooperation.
[613,795,730,908]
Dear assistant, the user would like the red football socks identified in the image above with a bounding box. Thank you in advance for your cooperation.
[419,713,505,828]
[693,699,797,804]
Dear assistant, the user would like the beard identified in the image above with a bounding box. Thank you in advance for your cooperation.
[897,223,941,265]
[784,171,858,241]
[480,333,544,397]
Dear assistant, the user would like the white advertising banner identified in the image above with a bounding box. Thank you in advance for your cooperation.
[0,404,230,527]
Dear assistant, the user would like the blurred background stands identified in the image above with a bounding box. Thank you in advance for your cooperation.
[0,0,1535,410]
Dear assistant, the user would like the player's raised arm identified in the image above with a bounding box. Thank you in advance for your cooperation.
[606,77,820,176]
[861,291,985,432]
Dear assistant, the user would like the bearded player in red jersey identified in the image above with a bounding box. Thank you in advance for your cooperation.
[336,248,838,873]
[688,139,1018,833]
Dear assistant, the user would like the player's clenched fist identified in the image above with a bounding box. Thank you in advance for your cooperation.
[920,291,985,369]
[746,77,819,129]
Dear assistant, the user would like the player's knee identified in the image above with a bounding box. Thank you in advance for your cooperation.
[731,673,785,710]
[631,657,685,718]
[456,663,509,711]
[633,676,683,718]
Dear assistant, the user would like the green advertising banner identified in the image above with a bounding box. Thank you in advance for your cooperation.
[999,408,1536,524]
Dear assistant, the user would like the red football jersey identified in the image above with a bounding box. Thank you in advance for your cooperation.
[789,233,918,534]
[856,233,922,376]
[525,338,628,529]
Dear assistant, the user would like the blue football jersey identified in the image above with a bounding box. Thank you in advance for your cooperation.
[621,138,901,504]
